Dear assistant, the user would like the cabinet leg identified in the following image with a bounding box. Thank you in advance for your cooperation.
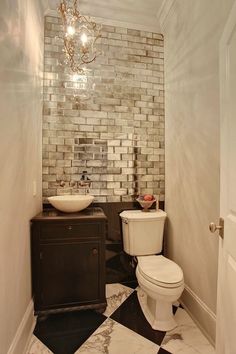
[37,314,49,322]
[96,304,107,314]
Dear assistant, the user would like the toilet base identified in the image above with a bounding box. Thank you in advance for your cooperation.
[137,287,178,331]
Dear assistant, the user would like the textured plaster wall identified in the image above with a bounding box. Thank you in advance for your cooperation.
[164,0,234,341]
[0,1,45,352]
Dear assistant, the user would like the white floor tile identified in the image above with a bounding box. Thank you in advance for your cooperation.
[103,283,134,317]
[75,318,160,354]
[26,335,53,354]
[161,308,215,354]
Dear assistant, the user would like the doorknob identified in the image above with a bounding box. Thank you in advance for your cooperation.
[92,248,98,255]
[209,217,224,239]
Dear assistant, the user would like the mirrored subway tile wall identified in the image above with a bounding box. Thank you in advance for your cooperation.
[42,16,165,203]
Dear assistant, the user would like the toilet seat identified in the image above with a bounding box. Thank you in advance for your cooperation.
[137,255,184,288]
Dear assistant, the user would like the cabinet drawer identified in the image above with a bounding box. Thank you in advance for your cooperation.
[40,222,102,240]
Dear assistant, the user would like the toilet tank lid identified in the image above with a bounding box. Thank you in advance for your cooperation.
[120,210,167,220]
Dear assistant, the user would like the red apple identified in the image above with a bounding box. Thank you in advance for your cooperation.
[143,194,154,201]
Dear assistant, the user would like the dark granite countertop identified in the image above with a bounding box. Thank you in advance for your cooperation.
[31,207,107,222]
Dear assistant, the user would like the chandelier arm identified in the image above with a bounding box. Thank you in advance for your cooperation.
[68,51,83,73]
[58,2,67,25]
[81,53,97,64]
[64,38,74,55]
[79,15,98,30]
[64,38,88,72]
[93,33,102,43]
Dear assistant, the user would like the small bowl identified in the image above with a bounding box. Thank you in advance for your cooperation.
[136,198,156,212]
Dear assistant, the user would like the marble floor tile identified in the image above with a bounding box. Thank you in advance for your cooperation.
[26,283,215,354]
[161,308,215,354]
[26,335,53,354]
[75,317,160,354]
[111,291,166,345]
[103,283,134,317]
[33,310,106,354]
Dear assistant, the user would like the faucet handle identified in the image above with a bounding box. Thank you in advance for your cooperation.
[79,171,92,193]
[70,181,77,187]
[81,171,90,181]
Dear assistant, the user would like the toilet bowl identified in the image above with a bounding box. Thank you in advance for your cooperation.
[120,210,184,331]
[136,255,184,331]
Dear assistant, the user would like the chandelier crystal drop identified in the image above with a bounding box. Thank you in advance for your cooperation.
[58,0,102,74]
[71,70,96,101]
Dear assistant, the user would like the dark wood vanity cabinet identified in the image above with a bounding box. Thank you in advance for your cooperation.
[31,207,107,315]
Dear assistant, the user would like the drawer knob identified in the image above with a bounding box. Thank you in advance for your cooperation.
[92,248,98,255]
[67,226,72,230]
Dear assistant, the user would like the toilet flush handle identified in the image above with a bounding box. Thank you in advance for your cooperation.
[123,219,128,224]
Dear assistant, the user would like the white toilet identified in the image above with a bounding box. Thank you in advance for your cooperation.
[120,209,184,331]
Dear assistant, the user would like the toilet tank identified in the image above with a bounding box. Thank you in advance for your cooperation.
[120,210,167,256]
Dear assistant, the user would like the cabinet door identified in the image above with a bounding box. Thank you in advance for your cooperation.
[38,240,101,309]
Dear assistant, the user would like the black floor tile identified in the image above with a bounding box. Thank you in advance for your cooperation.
[121,279,138,289]
[172,305,178,315]
[110,291,166,346]
[34,310,106,354]
[158,348,172,354]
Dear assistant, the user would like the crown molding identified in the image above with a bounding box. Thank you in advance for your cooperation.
[94,15,161,33]
[157,0,176,33]
[45,9,162,33]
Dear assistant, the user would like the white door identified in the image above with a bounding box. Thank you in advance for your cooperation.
[216,1,236,353]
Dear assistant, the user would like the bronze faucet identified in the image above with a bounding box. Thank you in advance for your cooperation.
[78,171,91,193]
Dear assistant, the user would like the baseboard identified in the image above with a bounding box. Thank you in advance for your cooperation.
[7,299,36,354]
[180,285,216,346]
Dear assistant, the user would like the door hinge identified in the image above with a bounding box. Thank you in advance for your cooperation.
[219,217,224,239]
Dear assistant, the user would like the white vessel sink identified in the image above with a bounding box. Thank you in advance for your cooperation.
[48,195,94,213]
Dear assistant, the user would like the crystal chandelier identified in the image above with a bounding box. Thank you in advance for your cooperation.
[58,0,101,74]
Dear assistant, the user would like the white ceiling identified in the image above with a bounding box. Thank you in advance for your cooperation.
[48,0,167,32]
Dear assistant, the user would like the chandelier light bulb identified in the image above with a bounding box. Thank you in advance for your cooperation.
[81,33,88,45]
[67,25,75,36]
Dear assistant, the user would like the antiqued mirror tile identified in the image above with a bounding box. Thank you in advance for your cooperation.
[42,16,165,203]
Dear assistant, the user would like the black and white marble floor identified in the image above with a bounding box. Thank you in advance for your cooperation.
[27,282,215,354]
